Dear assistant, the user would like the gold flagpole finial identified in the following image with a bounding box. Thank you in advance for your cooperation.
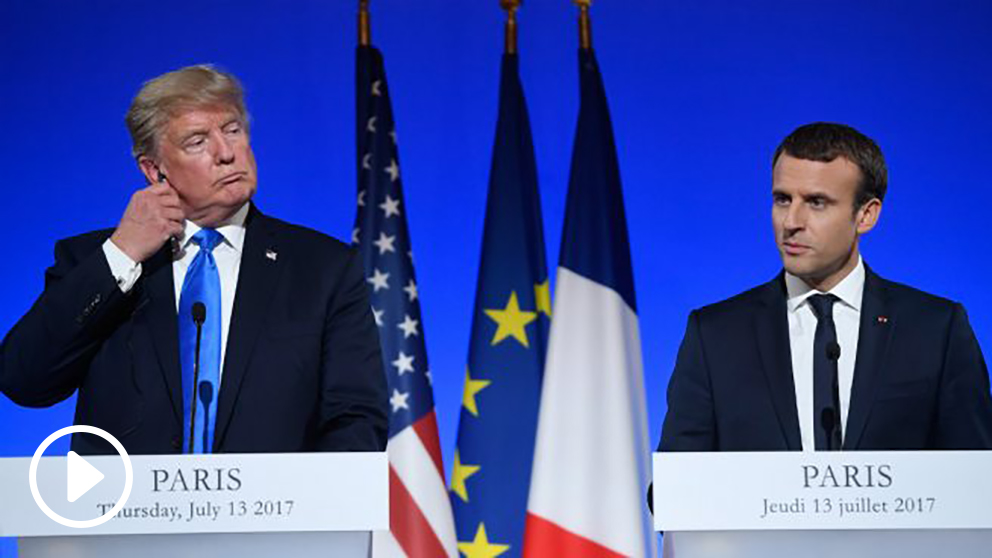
[574,0,592,50]
[359,0,371,47]
[500,0,521,54]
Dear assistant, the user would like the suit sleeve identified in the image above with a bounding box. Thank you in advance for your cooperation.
[933,303,992,449]
[316,248,389,452]
[659,310,718,451]
[1,236,129,407]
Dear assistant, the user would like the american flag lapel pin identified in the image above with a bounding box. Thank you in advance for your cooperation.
[265,249,278,262]
[876,315,889,324]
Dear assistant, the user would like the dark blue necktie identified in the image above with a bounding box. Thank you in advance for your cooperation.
[808,293,842,451]
[179,228,223,453]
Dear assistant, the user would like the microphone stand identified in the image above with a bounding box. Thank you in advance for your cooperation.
[189,303,206,454]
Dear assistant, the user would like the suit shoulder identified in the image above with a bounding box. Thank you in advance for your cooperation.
[263,216,356,259]
[693,281,773,322]
[878,276,961,315]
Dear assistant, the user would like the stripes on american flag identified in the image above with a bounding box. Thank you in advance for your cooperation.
[355,44,457,558]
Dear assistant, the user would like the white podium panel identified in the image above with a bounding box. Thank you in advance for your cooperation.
[0,452,387,558]
[18,531,372,558]
[653,451,992,558]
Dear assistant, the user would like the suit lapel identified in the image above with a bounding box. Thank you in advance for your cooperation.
[754,275,803,450]
[135,244,183,426]
[214,206,284,448]
[844,267,895,449]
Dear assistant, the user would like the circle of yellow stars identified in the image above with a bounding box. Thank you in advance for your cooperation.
[452,281,551,557]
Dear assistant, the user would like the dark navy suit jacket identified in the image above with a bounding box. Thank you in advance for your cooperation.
[1,205,388,455]
[659,267,992,452]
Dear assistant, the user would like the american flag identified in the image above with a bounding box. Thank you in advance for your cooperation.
[354,44,457,558]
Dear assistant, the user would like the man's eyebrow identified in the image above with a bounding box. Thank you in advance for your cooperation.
[802,191,837,201]
[178,127,209,142]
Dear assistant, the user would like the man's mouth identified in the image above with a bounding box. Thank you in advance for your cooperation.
[782,241,810,256]
[217,172,246,186]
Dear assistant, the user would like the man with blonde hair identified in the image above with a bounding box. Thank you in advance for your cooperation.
[1,65,388,456]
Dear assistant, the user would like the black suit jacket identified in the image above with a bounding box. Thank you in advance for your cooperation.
[1,205,388,455]
[659,267,992,452]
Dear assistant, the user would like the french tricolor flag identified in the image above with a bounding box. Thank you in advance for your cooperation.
[523,48,656,558]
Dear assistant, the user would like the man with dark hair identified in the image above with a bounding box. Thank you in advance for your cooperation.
[659,122,992,452]
[0,65,389,455]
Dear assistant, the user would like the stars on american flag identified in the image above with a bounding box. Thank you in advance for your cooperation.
[353,76,435,437]
[403,279,418,302]
[380,195,401,218]
[389,389,409,413]
[392,351,415,375]
[356,46,455,558]
[367,268,390,292]
[385,159,400,182]
[398,314,419,338]
[374,231,397,255]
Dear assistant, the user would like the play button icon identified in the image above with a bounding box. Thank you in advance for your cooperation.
[29,425,133,528]
[67,451,105,503]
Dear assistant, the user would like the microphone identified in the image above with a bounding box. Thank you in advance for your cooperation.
[198,381,214,453]
[820,407,837,451]
[188,302,206,454]
[826,341,841,362]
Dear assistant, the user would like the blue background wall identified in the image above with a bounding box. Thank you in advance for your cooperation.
[2,0,990,553]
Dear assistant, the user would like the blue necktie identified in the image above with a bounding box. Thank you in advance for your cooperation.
[179,228,223,453]
[809,293,842,451]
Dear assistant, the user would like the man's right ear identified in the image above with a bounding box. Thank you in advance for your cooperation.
[137,156,162,185]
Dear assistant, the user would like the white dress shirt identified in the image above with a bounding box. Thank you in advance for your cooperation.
[785,256,865,452]
[103,202,250,380]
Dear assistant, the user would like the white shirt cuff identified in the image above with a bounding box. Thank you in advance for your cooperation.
[102,239,143,293]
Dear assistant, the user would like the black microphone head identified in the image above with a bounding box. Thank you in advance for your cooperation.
[826,341,841,361]
[192,302,206,325]
[820,407,835,432]
[198,380,214,405]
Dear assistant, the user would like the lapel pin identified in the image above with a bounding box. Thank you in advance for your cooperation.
[876,315,889,324]
[265,249,278,262]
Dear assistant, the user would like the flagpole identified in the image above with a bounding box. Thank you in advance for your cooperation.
[574,0,592,50]
[500,0,520,54]
[358,0,371,47]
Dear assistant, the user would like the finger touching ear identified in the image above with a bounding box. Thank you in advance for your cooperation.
[137,156,161,186]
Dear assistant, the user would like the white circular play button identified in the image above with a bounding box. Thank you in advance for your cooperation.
[29,425,134,528]
[66,450,105,503]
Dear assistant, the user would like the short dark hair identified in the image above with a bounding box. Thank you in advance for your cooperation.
[772,122,887,209]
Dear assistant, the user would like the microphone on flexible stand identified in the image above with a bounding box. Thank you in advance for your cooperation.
[188,302,206,454]
[826,341,841,362]
[824,341,842,450]
[198,381,214,453]
[820,407,837,451]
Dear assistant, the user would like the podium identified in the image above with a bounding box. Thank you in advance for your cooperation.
[0,452,388,558]
[653,451,992,558]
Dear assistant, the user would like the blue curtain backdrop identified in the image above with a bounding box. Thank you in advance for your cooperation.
[1,0,990,551]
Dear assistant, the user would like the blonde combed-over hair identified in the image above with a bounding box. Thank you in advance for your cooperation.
[125,64,250,160]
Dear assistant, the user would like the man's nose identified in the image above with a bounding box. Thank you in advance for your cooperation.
[783,203,806,231]
[213,132,235,164]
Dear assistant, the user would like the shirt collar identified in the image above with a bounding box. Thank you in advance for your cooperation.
[785,255,865,314]
[181,202,249,255]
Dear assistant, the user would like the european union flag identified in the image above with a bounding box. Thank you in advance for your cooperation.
[451,53,550,557]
